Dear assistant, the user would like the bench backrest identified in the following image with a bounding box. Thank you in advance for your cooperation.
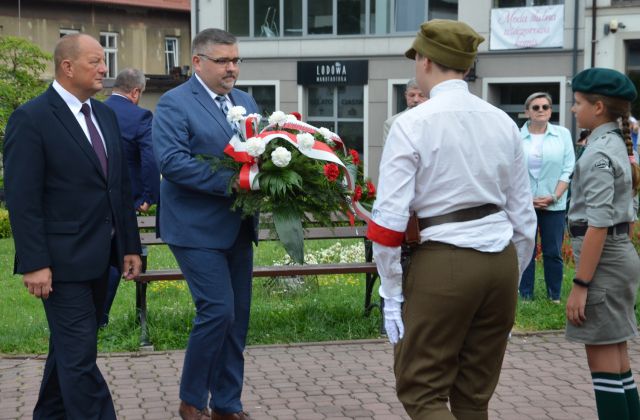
[137,216,368,246]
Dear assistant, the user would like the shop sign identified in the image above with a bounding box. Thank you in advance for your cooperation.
[297,60,368,85]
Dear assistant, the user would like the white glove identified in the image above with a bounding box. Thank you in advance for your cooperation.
[383,296,404,345]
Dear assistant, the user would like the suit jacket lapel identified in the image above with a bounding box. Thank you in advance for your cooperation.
[48,87,106,181]
[190,77,234,138]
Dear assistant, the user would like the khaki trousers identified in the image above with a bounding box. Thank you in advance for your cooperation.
[394,241,518,420]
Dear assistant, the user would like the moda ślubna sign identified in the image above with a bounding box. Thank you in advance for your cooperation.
[297,60,368,86]
[490,5,564,50]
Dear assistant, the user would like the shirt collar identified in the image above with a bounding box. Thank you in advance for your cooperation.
[588,122,620,144]
[110,92,132,102]
[429,79,468,99]
[521,121,560,138]
[52,79,91,115]
[194,73,228,104]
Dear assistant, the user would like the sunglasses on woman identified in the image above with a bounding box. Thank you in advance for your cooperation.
[531,104,550,111]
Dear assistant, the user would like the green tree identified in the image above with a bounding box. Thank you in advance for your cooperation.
[0,36,51,181]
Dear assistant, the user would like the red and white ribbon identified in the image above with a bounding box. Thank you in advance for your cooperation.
[224,122,372,222]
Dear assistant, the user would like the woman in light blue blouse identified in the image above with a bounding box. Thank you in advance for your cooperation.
[519,92,576,302]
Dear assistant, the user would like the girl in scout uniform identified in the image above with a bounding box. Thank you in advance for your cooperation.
[567,67,640,420]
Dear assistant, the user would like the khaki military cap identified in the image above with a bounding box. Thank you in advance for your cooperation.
[405,19,484,71]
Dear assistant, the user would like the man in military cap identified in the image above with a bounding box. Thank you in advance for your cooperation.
[367,19,536,419]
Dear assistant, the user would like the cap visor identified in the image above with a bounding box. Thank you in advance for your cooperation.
[405,48,416,59]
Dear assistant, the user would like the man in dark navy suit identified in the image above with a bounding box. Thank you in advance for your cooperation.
[153,28,258,420]
[102,68,159,327]
[3,33,142,419]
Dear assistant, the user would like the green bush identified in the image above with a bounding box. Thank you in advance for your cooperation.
[0,207,11,238]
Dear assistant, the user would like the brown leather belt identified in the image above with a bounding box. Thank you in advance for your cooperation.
[418,204,501,230]
[569,223,629,237]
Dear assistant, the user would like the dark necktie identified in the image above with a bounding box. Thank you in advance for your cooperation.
[215,95,238,134]
[80,103,108,176]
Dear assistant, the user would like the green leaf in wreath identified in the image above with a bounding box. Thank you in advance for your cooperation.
[273,209,304,265]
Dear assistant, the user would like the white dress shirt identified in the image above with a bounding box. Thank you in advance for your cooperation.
[370,79,536,300]
[52,80,107,154]
[194,73,233,110]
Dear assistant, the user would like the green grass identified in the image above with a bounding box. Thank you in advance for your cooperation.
[2,237,639,354]
[0,238,380,354]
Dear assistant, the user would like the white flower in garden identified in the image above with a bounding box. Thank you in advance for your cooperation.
[271,146,292,168]
[246,137,266,157]
[227,106,247,124]
[296,133,315,151]
[268,111,288,126]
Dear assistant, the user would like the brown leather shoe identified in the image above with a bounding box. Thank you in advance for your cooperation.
[212,411,251,420]
[179,401,211,420]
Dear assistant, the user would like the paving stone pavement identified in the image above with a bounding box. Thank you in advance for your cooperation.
[1,332,639,419]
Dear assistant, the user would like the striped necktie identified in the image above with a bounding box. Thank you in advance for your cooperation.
[215,95,238,134]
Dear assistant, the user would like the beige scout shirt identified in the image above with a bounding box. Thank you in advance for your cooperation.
[568,122,636,228]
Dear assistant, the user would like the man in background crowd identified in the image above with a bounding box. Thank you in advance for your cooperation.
[382,77,427,143]
[102,67,159,327]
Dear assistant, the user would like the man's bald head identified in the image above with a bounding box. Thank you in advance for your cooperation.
[53,33,107,102]
[54,33,90,76]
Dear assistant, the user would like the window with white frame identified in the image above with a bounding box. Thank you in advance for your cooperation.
[165,37,179,75]
[485,82,561,127]
[234,84,277,115]
[100,32,117,78]
[306,85,365,156]
[228,0,458,37]
[59,28,80,38]
[626,40,640,119]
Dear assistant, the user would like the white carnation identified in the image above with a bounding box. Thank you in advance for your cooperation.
[271,146,292,168]
[317,127,335,146]
[245,137,266,157]
[268,111,288,126]
[296,133,315,151]
[286,114,298,123]
[227,106,247,124]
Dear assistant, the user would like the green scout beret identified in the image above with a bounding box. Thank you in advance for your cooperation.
[405,19,484,71]
[572,67,637,102]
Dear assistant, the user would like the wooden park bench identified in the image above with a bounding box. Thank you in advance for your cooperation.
[134,216,381,347]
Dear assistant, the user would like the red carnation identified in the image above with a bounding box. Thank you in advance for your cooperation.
[349,149,360,166]
[366,181,376,198]
[353,185,363,202]
[323,163,340,182]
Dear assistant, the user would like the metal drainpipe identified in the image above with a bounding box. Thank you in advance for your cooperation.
[591,0,597,68]
[571,0,580,138]
[195,0,200,34]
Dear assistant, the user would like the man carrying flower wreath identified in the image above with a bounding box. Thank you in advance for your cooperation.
[367,20,536,419]
[152,28,259,420]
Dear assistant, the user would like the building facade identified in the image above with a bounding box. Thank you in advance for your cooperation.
[588,0,640,118]
[0,0,191,109]
[191,0,608,182]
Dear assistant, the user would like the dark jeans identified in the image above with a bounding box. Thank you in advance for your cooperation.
[519,209,566,301]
